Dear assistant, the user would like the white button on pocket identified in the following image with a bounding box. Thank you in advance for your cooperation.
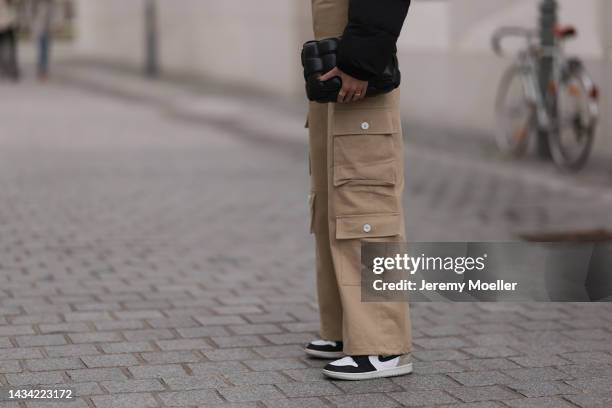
[363,224,372,233]
[361,122,370,130]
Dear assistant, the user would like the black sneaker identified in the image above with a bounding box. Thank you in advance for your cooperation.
[304,340,344,359]
[322,354,413,380]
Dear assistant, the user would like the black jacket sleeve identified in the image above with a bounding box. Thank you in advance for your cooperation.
[337,0,411,81]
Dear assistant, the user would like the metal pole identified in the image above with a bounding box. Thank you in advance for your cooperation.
[537,0,558,159]
[144,0,159,77]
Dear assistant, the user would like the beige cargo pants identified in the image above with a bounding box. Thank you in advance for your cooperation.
[308,0,412,356]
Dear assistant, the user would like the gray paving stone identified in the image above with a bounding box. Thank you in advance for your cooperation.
[44,344,100,358]
[177,326,231,338]
[456,359,522,371]
[326,393,401,408]
[25,399,90,408]
[204,348,260,361]
[159,389,223,406]
[389,389,459,406]
[566,376,612,393]
[446,385,522,403]
[81,354,140,368]
[561,351,612,365]
[0,326,36,337]
[253,345,305,358]
[101,379,165,393]
[100,341,155,354]
[440,403,504,408]
[67,368,128,382]
[156,338,212,351]
[563,392,612,408]
[558,364,612,378]
[0,360,21,374]
[6,371,65,386]
[219,385,284,402]
[281,368,326,383]
[211,335,269,348]
[224,371,289,386]
[413,360,466,374]
[508,355,572,368]
[263,333,313,345]
[502,367,570,382]
[15,335,67,348]
[189,361,250,376]
[195,316,248,326]
[162,374,227,390]
[414,349,470,361]
[68,332,123,344]
[94,320,146,331]
[26,357,84,372]
[140,351,202,364]
[414,336,471,350]
[276,381,343,398]
[506,380,580,398]
[263,398,329,408]
[501,397,578,408]
[91,393,160,408]
[0,348,43,361]
[449,370,515,387]
[391,373,460,390]
[228,324,284,335]
[334,378,403,394]
[243,358,306,371]
[462,346,520,358]
[38,323,90,334]
[122,329,175,342]
[129,364,189,379]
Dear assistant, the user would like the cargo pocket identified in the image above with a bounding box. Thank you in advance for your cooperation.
[335,213,403,285]
[332,108,401,216]
[336,213,402,240]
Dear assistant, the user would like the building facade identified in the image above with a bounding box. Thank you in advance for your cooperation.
[73,0,611,151]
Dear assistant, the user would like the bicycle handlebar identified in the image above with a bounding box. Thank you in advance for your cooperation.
[491,26,538,56]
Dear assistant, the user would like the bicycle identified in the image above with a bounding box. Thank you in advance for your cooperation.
[492,25,599,171]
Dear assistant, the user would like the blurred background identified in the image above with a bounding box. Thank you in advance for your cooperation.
[2,0,612,241]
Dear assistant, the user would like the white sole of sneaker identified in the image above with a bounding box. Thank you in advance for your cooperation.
[322,362,413,380]
[304,348,345,359]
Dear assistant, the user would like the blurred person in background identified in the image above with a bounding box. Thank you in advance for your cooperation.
[32,0,54,80]
[304,0,413,380]
[0,0,20,80]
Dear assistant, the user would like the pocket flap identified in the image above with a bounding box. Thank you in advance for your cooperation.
[336,213,401,240]
[333,109,399,136]
[333,159,396,187]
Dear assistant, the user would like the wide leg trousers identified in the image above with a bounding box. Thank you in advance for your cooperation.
[308,0,412,356]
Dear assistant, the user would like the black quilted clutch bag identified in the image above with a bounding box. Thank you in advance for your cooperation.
[301,38,401,103]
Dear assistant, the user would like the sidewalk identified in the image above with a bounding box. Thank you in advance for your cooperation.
[1,59,612,408]
[53,59,612,240]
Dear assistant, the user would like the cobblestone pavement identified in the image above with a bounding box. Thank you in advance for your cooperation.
[1,70,612,408]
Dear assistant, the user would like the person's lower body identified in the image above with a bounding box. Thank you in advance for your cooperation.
[307,90,413,379]
[37,33,51,80]
[306,0,412,380]
[0,27,20,81]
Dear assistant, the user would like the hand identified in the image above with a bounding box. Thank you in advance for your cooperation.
[320,67,368,103]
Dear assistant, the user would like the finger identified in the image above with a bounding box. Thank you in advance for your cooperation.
[337,88,347,103]
[357,86,368,100]
[343,87,356,104]
[352,87,364,102]
[319,67,338,82]
[360,86,368,99]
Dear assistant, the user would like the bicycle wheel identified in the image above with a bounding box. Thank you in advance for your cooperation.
[495,64,534,156]
[548,60,599,171]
